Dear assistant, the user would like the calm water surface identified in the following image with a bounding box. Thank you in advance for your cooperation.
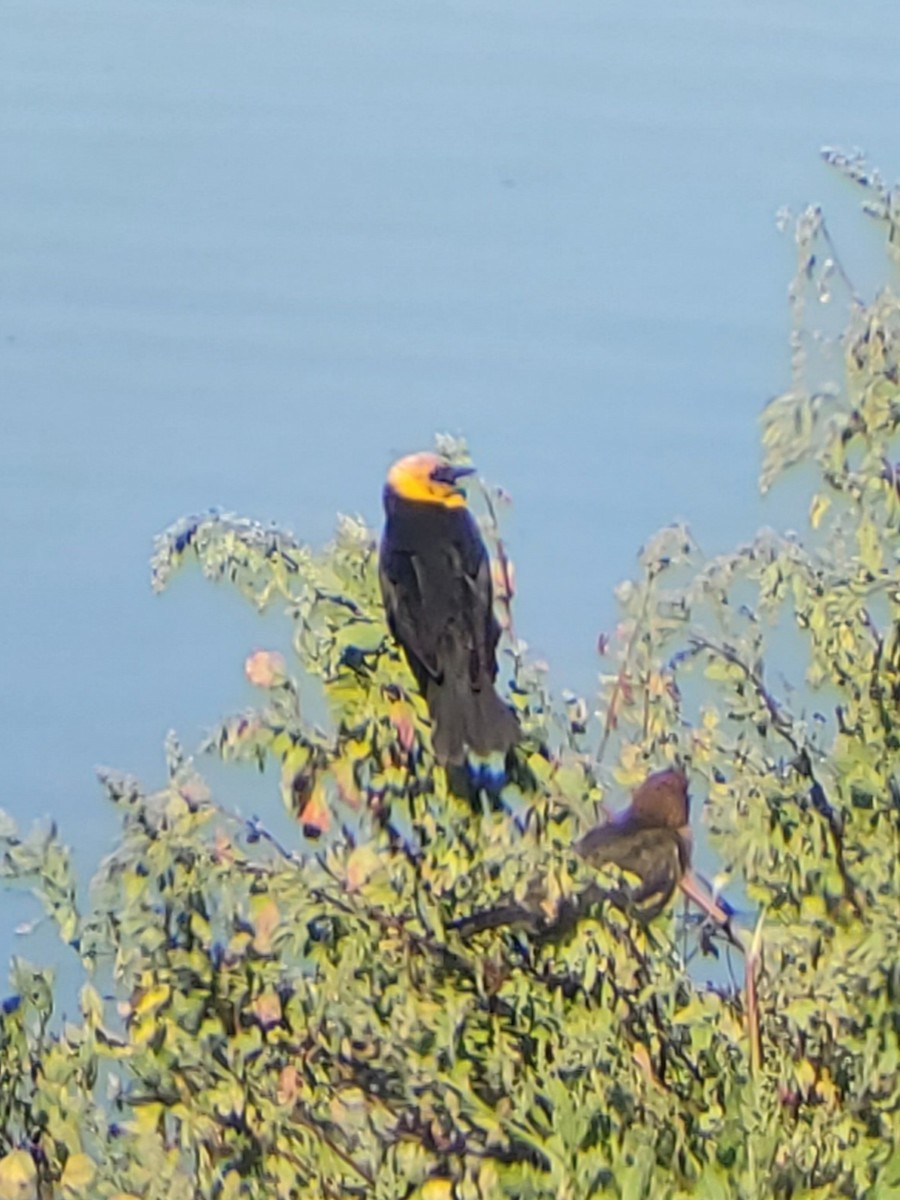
[2,0,900,964]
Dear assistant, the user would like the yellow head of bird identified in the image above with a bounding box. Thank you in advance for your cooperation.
[385,452,475,509]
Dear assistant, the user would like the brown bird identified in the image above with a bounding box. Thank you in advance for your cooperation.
[574,766,693,920]
[379,451,520,766]
[451,768,732,936]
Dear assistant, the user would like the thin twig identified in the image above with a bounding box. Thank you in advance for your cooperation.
[290,1112,376,1188]
[479,481,518,646]
[746,911,766,1079]
[598,574,656,765]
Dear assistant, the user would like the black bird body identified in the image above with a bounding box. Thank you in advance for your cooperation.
[379,453,520,766]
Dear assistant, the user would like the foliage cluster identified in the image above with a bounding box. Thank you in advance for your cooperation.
[1,155,900,1199]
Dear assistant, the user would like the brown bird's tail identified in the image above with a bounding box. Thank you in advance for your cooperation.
[427,673,520,767]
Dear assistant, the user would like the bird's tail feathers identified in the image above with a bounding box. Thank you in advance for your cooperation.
[429,673,520,769]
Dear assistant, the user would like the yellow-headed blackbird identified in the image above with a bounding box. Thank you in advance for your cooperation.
[379,451,520,766]
[451,768,732,936]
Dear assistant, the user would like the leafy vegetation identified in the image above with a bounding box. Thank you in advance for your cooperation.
[2,153,900,1199]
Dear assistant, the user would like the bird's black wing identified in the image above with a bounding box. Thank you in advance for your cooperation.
[454,515,501,685]
[378,541,442,684]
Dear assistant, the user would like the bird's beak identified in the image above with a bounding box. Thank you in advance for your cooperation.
[431,463,476,496]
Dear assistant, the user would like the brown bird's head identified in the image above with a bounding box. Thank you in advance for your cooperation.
[627,767,690,829]
[384,452,475,511]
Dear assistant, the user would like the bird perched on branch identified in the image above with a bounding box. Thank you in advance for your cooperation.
[574,766,694,920]
[451,767,732,936]
[379,451,520,768]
